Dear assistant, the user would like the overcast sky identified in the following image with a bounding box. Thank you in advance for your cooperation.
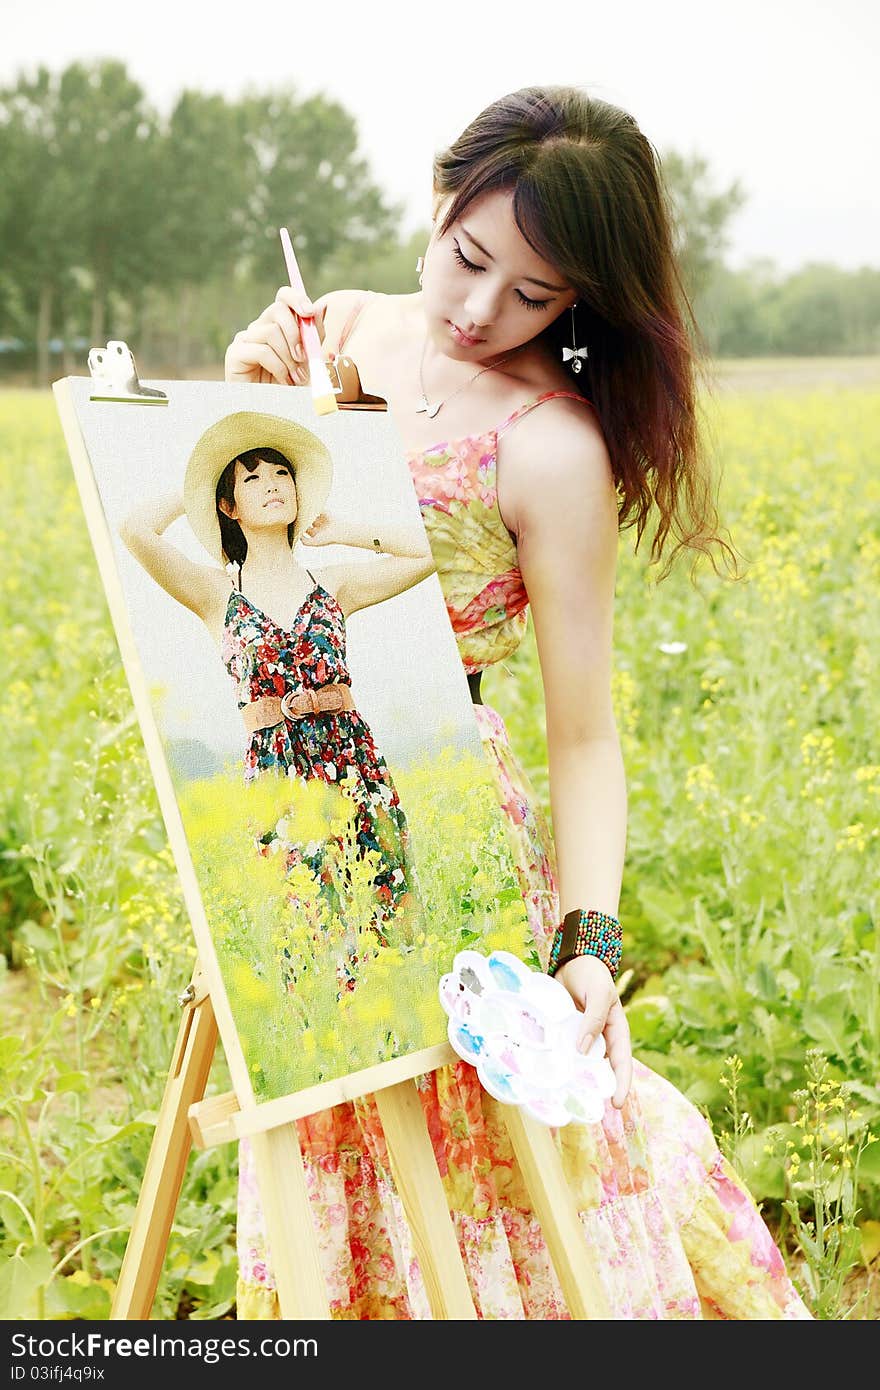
[4,0,878,274]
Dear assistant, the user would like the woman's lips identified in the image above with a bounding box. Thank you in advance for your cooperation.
[449,322,485,348]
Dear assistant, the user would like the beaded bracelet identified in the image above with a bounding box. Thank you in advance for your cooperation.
[547,908,623,981]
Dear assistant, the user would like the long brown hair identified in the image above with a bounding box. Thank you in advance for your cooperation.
[434,86,739,582]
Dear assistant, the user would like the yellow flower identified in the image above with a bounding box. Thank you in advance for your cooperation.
[685,763,718,809]
[231,962,272,1006]
[836,823,867,852]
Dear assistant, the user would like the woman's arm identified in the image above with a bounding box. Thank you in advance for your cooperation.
[302,513,435,615]
[506,404,632,1107]
[118,492,226,622]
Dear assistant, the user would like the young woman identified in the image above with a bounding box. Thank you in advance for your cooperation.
[224,89,811,1318]
[119,409,434,993]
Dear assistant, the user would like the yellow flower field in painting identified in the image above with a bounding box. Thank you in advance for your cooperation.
[178,751,533,1100]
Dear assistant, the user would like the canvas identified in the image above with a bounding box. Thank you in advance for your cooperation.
[52,375,535,1114]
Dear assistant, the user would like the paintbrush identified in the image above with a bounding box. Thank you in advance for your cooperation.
[278,227,338,416]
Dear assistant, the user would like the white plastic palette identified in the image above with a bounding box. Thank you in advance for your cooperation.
[438,949,616,1126]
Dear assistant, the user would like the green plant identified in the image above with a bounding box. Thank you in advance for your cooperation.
[777,1049,877,1319]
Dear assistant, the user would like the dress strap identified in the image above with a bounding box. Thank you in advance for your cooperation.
[496,389,593,437]
[331,292,375,356]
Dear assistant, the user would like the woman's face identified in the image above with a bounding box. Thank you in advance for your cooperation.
[421,188,578,363]
[219,456,298,534]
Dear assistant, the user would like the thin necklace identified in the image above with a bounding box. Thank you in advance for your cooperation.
[416,338,518,419]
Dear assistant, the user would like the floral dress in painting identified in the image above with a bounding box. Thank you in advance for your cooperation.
[221,573,416,990]
[234,305,811,1318]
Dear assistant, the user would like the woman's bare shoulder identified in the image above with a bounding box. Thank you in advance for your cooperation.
[319,289,369,347]
[508,389,606,468]
[320,287,370,315]
[320,289,401,348]
[500,393,612,535]
[322,289,418,347]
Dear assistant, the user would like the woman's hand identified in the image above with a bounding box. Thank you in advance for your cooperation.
[300,511,344,547]
[224,287,325,386]
[556,954,632,1109]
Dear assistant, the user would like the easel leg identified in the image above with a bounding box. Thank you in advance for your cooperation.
[111,964,218,1320]
[375,1080,477,1319]
[501,1107,611,1319]
[248,1124,332,1319]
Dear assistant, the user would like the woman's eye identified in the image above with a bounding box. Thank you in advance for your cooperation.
[515,289,551,311]
[454,240,550,310]
[453,242,482,274]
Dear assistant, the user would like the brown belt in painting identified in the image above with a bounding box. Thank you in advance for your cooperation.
[241,683,356,733]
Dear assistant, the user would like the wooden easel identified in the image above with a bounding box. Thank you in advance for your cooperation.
[53,377,611,1322]
[111,958,611,1320]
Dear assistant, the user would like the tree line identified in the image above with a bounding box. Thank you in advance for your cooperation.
[1,61,877,386]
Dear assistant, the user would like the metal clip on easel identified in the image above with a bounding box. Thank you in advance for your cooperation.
[88,340,168,405]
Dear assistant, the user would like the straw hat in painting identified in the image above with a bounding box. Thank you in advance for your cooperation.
[183,411,333,563]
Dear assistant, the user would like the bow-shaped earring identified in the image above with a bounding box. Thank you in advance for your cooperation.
[416,255,425,287]
[563,303,588,373]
